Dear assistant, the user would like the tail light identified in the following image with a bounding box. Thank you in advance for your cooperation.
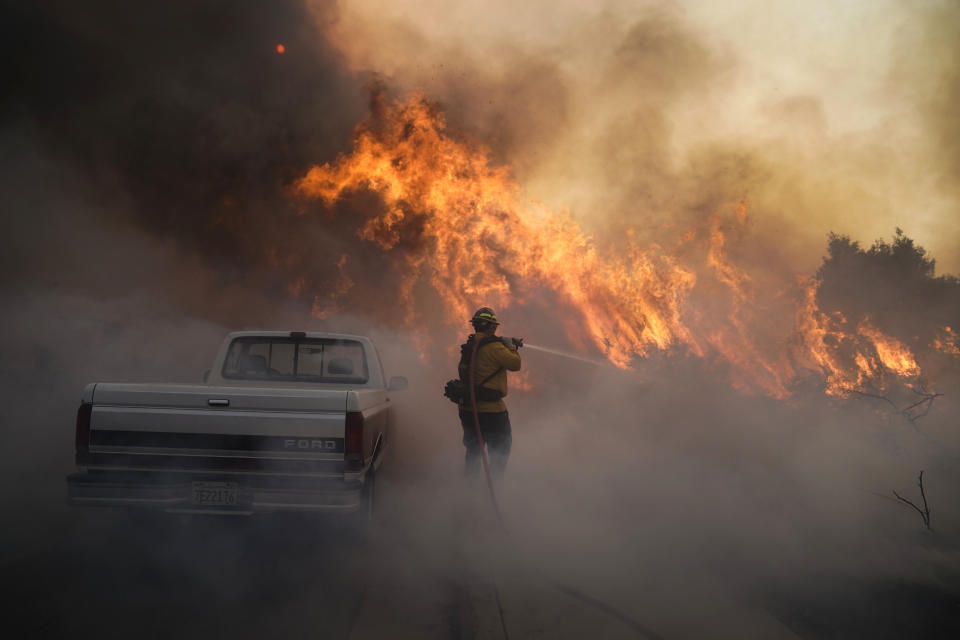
[345,410,364,467]
[75,402,92,454]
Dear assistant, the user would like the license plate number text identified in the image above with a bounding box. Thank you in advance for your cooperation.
[191,482,239,506]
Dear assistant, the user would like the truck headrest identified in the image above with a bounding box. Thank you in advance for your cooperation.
[327,357,354,375]
[240,354,268,373]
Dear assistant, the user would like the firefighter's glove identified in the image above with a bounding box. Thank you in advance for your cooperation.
[501,336,523,350]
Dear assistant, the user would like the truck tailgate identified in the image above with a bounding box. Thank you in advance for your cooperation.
[86,383,351,463]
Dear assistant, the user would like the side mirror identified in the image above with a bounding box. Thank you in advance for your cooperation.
[202,369,211,383]
[387,376,408,391]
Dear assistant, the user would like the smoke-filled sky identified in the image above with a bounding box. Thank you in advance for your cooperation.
[319,0,960,274]
[3,0,957,293]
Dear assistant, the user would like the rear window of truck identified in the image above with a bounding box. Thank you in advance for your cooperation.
[222,337,369,384]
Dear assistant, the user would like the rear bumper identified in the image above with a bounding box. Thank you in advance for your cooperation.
[66,470,366,515]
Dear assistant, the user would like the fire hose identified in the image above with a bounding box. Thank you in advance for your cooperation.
[467,337,506,526]
[464,338,664,639]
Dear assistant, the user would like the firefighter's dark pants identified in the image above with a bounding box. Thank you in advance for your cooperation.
[459,409,512,478]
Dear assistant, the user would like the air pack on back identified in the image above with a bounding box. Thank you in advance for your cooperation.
[442,335,504,404]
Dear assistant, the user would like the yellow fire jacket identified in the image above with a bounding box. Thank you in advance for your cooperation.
[460,332,522,413]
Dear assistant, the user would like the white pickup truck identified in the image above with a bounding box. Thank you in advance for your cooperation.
[67,331,406,517]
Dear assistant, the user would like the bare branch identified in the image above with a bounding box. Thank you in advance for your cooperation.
[893,490,927,518]
[901,395,939,413]
[917,471,932,529]
[892,471,932,531]
[901,390,943,423]
[847,388,899,411]
[862,488,905,506]
[846,386,942,430]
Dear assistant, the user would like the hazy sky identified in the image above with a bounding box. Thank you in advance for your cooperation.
[317,0,960,273]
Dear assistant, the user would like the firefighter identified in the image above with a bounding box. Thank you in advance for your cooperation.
[458,307,522,478]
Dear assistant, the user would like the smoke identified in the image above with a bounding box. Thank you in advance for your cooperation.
[1,0,374,294]
[2,1,960,638]
[312,2,960,635]
[0,0,361,572]
[495,367,960,637]
[318,0,960,274]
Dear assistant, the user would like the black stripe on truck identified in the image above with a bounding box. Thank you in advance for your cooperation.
[90,430,345,453]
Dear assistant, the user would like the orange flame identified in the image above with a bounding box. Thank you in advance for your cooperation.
[858,319,920,379]
[794,280,921,396]
[293,93,926,398]
[295,94,697,367]
[701,203,795,398]
[933,326,960,356]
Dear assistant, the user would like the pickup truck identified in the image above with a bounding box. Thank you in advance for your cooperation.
[67,331,407,518]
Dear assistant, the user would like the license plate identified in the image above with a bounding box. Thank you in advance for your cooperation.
[191,481,239,506]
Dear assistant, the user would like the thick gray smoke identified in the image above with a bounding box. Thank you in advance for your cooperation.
[2,2,960,639]
[320,0,960,275]
[0,0,364,533]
